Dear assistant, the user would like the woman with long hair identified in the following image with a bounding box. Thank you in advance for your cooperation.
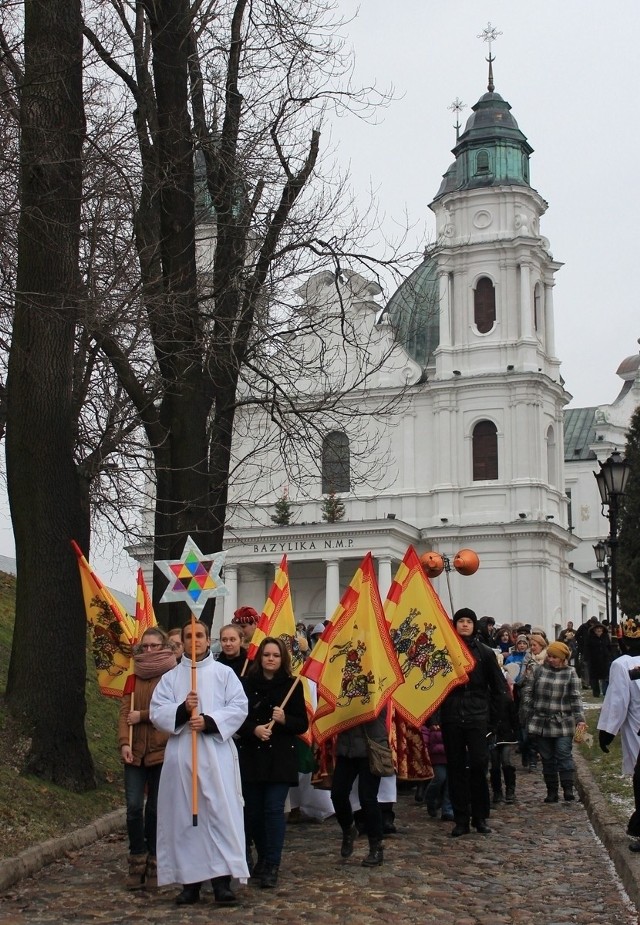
[118,626,176,890]
[237,636,308,888]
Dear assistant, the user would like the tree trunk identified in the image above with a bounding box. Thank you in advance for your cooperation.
[4,0,95,790]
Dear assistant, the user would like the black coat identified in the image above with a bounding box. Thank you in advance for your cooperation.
[215,650,246,677]
[440,635,509,730]
[237,671,308,785]
[585,628,612,681]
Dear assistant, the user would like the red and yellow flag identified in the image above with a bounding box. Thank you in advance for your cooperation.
[385,545,474,726]
[72,540,137,699]
[134,567,156,637]
[301,552,403,744]
[246,555,313,744]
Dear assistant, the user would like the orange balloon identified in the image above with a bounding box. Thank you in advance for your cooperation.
[453,548,480,576]
[420,551,445,578]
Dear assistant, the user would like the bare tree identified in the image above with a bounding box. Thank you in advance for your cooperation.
[82,0,419,623]
[3,0,96,789]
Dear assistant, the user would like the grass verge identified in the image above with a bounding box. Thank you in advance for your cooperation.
[0,572,124,859]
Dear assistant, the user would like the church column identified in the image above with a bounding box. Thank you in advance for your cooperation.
[220,564,237,626]
[438,271,451,348]
[544,281,556,357]
[377,556,393,600]
[325,559,340,619]
[519,261,533,339]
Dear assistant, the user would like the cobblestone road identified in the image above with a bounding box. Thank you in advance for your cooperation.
[1,766,637,925]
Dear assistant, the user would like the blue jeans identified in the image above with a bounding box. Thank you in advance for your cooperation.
[535,735,575,777]
[424,764,452,817]
[330,755,383,841]
[123,762,162,855]
[243,781,290,867]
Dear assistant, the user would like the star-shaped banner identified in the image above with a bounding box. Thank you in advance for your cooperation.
[155,535,228,615]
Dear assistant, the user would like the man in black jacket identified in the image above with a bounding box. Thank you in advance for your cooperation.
[440,608,509,837]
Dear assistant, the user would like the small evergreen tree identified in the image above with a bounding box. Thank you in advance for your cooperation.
[321,490,346,523]
[618,406,640,617]
[271,491,293,526]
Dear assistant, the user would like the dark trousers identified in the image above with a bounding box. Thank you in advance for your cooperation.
[124,762,162,855]
[330,754,383,842]
[242,781,290,867]
[441,723,490,824]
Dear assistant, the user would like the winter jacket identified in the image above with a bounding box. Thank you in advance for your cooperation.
[421,723,447,765]
[237,671,308,785]
[216,650,246,677]
[440,635,509,730]
[117,675,169,767]
[521,662,584,738]
[585,628,612,681]
[335,708,389,760]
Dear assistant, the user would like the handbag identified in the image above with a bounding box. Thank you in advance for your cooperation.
[364,731,395,777]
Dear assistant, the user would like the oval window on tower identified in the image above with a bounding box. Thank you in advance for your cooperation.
[474,277,496,334]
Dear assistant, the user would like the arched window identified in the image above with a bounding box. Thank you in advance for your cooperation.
[472,420,498,481]
[476,150,490,174]
[322,431,350,493]
[474,277,496,334]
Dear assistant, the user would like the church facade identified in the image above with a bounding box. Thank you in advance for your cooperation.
[133,74,639,639]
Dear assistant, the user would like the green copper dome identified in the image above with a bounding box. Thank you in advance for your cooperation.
[434,90,533,200]
[385,256,440,369]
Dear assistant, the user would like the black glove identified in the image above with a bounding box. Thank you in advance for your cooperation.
[599,730,615,753]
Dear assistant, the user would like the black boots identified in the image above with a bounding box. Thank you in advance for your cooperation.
[544,774,559,803]
[211,876,237,904]
[260,865,279,889]
[361,839,384,867]
[340,824,358,858]
[472,818,492,835]
[561,774,576,802]
[490,767,503,804]
[175,883,201,905]
[504,766,516,804]
[450,822,470,837]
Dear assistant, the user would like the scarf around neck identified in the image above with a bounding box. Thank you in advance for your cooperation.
[133,647,177,679]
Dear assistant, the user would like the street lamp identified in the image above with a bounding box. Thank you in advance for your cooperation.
[593,449,631,634]
[592,539,611,623]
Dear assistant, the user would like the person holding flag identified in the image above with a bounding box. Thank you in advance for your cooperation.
[118,626,176,891]
[236,636,309,889]
[440,608,510,838]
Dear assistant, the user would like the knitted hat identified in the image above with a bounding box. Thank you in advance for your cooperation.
[232,606,259,625]
[547,641,571,661]
[515,634,529,646]
[453,608,477,632]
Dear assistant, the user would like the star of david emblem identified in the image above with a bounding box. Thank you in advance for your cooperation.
[155,535,228,615]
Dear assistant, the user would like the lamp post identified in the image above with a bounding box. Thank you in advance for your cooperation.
[592,540,611,624]
[593,449,631,635]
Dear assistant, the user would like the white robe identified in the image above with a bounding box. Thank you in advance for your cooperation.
[597,653,640,775]
[150,652,249,886]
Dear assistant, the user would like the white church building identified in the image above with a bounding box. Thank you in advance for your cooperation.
[135,71,640,641]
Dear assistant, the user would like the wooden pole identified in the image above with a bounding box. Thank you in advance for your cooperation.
[128,691,134,749]
[265,675,300,731]
[190,611,198,827]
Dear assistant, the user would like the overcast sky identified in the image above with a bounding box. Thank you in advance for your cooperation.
[334,0,640,408]
[2,2,638,594]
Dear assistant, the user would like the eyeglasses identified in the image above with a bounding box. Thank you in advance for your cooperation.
[141,643,162,650]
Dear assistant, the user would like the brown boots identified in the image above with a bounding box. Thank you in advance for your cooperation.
[126,853,147,890]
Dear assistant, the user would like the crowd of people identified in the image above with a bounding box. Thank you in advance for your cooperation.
[117,604,610,905]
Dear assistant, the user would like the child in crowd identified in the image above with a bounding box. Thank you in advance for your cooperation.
[420,715,453,822]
